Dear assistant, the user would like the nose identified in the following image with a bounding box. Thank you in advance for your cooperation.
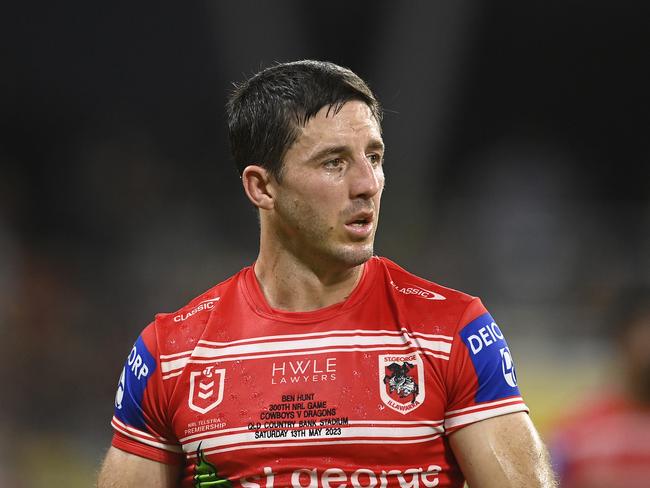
[349,155,383,199]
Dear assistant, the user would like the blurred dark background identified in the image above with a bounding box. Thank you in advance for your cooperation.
[1,1,648,485]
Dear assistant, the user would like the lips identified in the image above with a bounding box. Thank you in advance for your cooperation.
[345,211,374,226]
[344,211,374,238]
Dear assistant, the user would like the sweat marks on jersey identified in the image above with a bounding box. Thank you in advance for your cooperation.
[114,335,157,430]
[194,443,231,488]
[378,353,425,414]
[459,313,521,403]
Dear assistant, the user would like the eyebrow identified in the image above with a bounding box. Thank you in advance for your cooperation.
[366,140,386,153]
[309,140,385,162]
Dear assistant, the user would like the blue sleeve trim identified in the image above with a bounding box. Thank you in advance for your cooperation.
[113,335,157,431]
[459,312,521,403]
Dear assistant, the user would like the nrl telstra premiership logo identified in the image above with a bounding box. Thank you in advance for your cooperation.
[188,366,226,414]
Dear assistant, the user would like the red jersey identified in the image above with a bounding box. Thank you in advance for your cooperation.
[110,256,528,487]
[551,392,650,488]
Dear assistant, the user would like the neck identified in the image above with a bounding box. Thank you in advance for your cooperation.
[253,248,365,312]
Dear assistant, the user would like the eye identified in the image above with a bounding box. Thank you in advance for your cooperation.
[368,153,383,166]
[323,158,344,170]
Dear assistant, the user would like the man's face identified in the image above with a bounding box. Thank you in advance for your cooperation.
[269,100,385,271]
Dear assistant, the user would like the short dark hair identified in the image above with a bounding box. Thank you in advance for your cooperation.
[226,60,382,180]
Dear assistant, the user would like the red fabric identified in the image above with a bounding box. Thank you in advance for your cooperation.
[109,256,528,487]
[112,431,183,465]
[551,393,650,488]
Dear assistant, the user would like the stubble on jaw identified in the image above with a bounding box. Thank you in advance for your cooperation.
[272,194,376,271]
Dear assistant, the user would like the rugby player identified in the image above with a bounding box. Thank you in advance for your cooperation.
[550,287,650,487]
[98,60,557,487]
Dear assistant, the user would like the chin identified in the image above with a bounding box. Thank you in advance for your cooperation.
[334,243,374,268]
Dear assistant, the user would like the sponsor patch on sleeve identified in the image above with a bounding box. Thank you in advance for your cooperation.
[114,335,157,430]
[459,312,521,403]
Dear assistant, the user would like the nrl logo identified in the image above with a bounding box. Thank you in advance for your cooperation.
[378,353,425,414]
[188,366,226,414]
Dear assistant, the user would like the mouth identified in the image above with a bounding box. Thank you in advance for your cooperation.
[344,212,374,238]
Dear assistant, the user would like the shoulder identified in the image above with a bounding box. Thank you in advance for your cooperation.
[373,256,484,326]
[144,268,247,356]
[376,256,475,302]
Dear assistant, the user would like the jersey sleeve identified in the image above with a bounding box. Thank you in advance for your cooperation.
[110,322,183,464]
[443,298,528,433]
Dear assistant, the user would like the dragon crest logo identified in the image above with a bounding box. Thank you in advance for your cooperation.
[379,353,425,414]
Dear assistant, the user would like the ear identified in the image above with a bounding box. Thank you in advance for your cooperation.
[242,165,275,210]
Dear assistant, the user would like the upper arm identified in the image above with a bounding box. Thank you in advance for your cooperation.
[103,325,184,485]
[98,446,181,488]
[449,412,557,488]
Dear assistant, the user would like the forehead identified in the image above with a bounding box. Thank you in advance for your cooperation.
[290,101,383,156]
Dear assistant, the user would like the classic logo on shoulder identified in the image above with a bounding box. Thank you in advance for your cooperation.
[174,297,221,323]
[188,366,226,414]
[390,281,446,301]
[378,353,425,414]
